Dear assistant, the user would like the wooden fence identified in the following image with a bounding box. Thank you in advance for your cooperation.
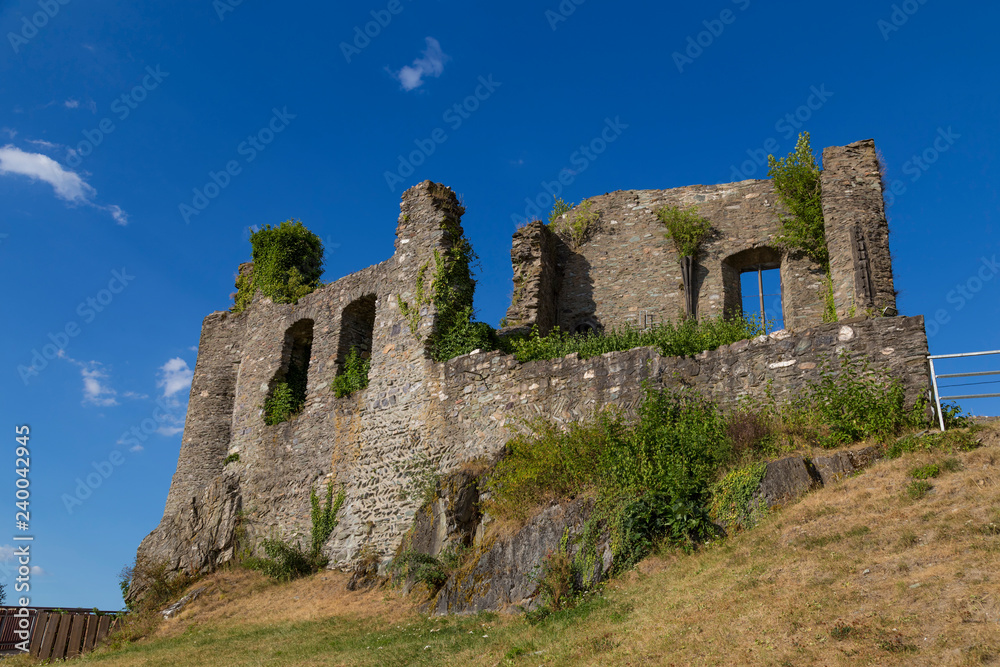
[0,607,119,660]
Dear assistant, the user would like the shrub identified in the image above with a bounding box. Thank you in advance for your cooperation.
[507,314,764,364]
[233,220,324,311]
[656,205,713,257]
[263,381,302,425]
[223,452,240,465]
[549,200,598,248]
[725,410,774,458]
[768,132,827,268]
[548,198,573,224]
[780,354,926,447]
[332,348,370,398]
[910,463,940,480]
[484,386,730,570]
[905,480,933,500]
[616,493,715,569]
[709,462,769,534]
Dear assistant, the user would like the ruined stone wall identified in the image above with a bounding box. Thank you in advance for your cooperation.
[135,152,922,591]
[506,139,895,335]
[505,180,829,335]
[822,139,897,318]
[429,316,930,464]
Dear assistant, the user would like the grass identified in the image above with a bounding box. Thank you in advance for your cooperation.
[38,421,999,667]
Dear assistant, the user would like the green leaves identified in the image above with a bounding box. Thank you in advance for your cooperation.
[656,205,713,258]
[233,219,324,312]
[768,132,828,268]
[331,348,370,398]
[507,315,765,364]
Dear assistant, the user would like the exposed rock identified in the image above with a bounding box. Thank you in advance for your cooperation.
[757,457,821,508]
[432,499,611,615]
[160,586,206,619]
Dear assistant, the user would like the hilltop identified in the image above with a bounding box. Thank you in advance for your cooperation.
[39,420,999,666]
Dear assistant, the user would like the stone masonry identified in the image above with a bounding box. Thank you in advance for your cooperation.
[133,140,928,594]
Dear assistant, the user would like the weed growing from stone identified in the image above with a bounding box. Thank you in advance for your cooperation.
[332,348,370,398]
[244,482,345,581]
[506,314,764,364]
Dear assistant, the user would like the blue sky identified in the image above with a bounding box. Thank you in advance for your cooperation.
[0,0,997,610]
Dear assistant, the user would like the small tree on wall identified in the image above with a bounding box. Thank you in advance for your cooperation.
[656,206,713,319]
[767,132,828,268]
[233,220,324,312]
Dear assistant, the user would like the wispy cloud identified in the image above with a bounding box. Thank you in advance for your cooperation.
[80,363,118,407]
[158,358,194,400]
[155,357,194,438]
[0,144,128,225]
[391,37,448,91]
[64,99,80,109]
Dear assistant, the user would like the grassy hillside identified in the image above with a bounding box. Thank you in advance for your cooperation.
[26,422,1000,666]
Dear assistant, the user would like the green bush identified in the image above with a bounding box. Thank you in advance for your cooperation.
[233,220,324,312]
[656,206,713,257]
[708,462,769,534]
[223,452,240,465]
[768,132,828,268]
[263,333,311,425]
[506,315,764,364]
[484,386,730,569]
[548,198,573,224]
[910,463,940,480]
[615,494,715,569]
[549,200,598,248]
[332,348,370,398]
[780,355,926,447]
[905,480,933,500]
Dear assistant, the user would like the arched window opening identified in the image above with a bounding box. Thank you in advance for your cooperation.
[264,319,314,425]
[337,295,377,369]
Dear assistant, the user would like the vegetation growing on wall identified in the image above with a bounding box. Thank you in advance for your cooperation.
[331,348,370,398]
[243,482,345,581]
[768,132,828,269]
[397,220,499,362]
[548,200,598,248]
[506,314,764,364]
[233,220,324,312]
[656,205,713,258]
[483,387,730,572]
[263,347,310,425]
[483,355,934,579]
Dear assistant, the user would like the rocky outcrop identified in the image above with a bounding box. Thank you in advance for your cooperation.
[432,499,611,615]
[130,473,241,602]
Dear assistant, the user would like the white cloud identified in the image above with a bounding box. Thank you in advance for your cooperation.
[0,144,128,225]
[80,364,118,407]
[391,37,448,91]
[158,358,194,399]
[64,99,80,109]
[0,545,14,561]
[26,139,60,150]
[30,565,45,576]
[0,144,94,202]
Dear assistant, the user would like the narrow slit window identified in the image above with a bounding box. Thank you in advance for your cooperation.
[740,266,784,332]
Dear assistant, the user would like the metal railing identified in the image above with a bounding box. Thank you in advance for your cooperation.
[928,349,1000,431]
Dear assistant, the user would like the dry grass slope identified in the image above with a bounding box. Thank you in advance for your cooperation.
[18,423,997,667]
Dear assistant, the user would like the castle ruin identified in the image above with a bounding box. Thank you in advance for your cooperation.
[133,139,931,595]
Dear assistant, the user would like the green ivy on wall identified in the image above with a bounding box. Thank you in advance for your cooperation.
[233,220,324,312]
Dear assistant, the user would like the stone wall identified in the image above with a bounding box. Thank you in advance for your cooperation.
[134,149,926,595]
[821,139,896,318]
[428,316,930,465]
[505,139,895,335]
